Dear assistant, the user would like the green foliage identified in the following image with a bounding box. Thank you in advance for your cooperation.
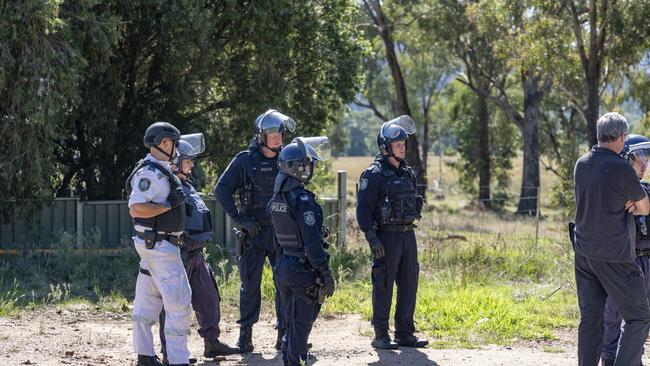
[0,0,84,219]
[446,82,518,206]
[539,91,586,218]
[1,0,365,205]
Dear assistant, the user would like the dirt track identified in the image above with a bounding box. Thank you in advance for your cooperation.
[0,304,645,365]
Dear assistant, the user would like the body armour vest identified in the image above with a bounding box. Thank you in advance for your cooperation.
[238,150,278,218]
[182,181,213,243]
[636,181,650,248]
[126,159,186,233]
[269,188,323,250]
[375,162,422,225]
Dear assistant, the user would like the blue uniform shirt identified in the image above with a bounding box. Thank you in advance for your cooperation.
[268,175,329,273]
[214,141,278,223]
[356,154,416,233]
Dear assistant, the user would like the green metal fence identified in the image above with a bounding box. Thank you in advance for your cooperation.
[0,172,347,252]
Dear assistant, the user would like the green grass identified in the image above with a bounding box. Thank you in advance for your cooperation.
[0,179,579,348]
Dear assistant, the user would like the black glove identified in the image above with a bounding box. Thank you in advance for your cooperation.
[166,189,185,209]
[321,270,335,298]
[365,230,385,259]
[237,217,261,237]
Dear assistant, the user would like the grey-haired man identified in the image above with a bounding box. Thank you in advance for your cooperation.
[573,112,650,366]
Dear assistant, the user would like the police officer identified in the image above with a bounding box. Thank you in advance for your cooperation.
[158,134,239,365]
[127,122,191,366]
[601,134,650,366]
[573,112,650,366]
[214,109,296,352]
[269,136,335,366]
[356,116,428,350]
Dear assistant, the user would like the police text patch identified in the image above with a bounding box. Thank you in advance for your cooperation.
[303,211,316,226]
[138,178,151,191]
[359,178,368,190]
[271,202,288,213]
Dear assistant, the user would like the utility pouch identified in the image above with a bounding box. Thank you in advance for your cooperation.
[144,230,157,249]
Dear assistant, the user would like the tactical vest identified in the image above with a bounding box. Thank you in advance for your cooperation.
[238,151,278,218]
[125,159,186,233]
[637,181,650,243]
[182,182,213,243]
[375,162,422,225]
[269,189,323,250]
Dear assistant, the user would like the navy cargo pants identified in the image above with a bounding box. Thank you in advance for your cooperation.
[238,225,284,330]
[575,252,650,366]
[160,248,221,356]
[372,229,419,338]
[275,254,321,366]
[601,255,650,362]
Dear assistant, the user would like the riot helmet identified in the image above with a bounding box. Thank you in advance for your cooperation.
[254,109,296,152]
[278,136,330,183]
[377,115,416,159]
[623,134,650,179]
[172,133,205,176]
[143,121,181,161]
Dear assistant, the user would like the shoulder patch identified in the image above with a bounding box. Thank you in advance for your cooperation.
[303,211,316,226]
[138,178,151,191]
[299,194,310,202]
[359,178,368,191]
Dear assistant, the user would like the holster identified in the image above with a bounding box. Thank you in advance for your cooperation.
[314,277,327,304]
[568,222,576,248]
[234,228,247,257]
[295,285,320,305]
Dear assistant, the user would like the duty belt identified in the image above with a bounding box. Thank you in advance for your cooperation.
[135,231,183,246]
[377,224,415,232]
[280,248,306,259]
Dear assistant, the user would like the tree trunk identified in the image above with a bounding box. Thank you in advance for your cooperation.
[423,109,431,179]
[477,93,491,207]
[372,0,426,196]
[585,69,600,147]
[516,75,543,215]
[518,122,540,215]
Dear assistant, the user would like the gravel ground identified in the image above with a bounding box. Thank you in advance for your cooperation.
[0,304,611,366]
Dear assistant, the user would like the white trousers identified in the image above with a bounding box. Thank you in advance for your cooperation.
[132,238,192,364]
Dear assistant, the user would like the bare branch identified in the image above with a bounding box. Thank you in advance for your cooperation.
[540,157,560,176]
[566,0,589,73]
[353,97,387,121]
[596,0,613,58]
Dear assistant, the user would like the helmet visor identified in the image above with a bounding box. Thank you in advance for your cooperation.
[294,136,331,162]
[628,142,650,179]
[381,115,416,138]
[259,110,296,134]
[179,133,205,156]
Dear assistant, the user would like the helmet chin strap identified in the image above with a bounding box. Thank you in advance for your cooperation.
[258,133,283,153]
[154,143,176,161]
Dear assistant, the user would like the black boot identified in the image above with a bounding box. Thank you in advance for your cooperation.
[394,334,429,348]
[204,338,240,357]
[136,355,164,366]
[237,325,254,353]
[370,329,398,350]
[162,356,196,365]
[275,328,286,350]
